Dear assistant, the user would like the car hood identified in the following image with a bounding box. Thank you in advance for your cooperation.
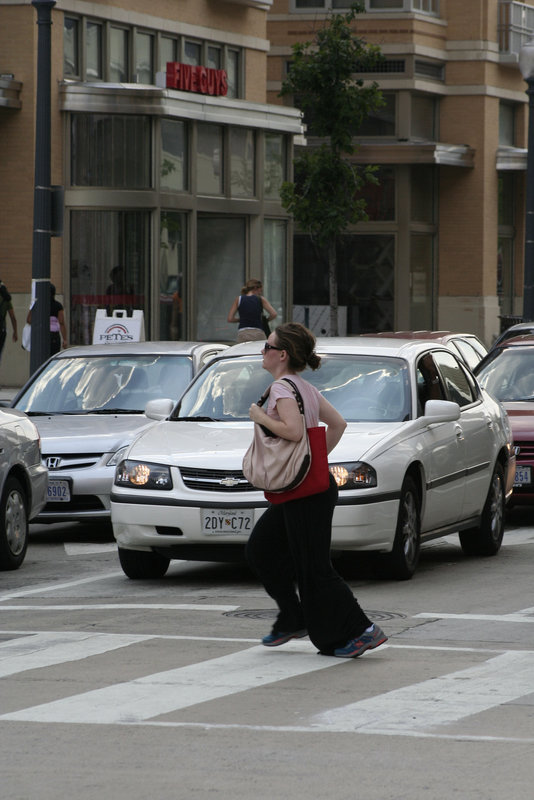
[29,414,155,455]
[126,419,408,469]
[502,402,534,440]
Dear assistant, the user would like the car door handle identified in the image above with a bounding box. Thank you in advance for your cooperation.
[455,425,464,440]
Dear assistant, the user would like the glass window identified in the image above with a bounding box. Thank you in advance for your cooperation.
[161,119,187,192]
[230,129,255,198]
[135,31,154,85]
[71,114,151,188]
[196,124,223,195]
[264,219,287,323]
[498,237,514,316]
[160,212,186,341]
[499,102,516,146]
[64,17,79,77]
[264,133,286,200]
[226,49,240,99]
[70,210,150,345]
[499,172,514,227]
[159,37,177,73]
[358,167,395,221]
[411,166,435,223]
[184,40,201,66]
[356,93,396,137]
[208,46,221,71]
[410,234,434,329]
[293,233,395,334]
[86,21,102,80]
[369,0,404,7]
[196,216,245,340]
[110,27,129,82]
[433,350,476,407]
[411,94,436,140]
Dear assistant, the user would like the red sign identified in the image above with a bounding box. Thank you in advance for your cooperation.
[166,63,228,96]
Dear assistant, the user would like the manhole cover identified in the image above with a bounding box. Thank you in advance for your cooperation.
[224,609,406,621]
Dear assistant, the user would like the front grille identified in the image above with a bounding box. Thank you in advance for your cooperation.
[44,453,102,471]
[514,441,534,459]
[179,467,255,492]
[45,495,105,512]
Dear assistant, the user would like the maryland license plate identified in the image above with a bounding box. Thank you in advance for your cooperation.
[201,509,253,535]
[514,466,531,487]
[47,479,71,502]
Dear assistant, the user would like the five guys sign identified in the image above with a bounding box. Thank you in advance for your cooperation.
[166,62,228,96]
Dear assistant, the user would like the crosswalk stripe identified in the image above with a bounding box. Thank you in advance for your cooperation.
[0,603,239,612]
[312,651,534,733]
[0,631,153,678]
[0,639,344,725]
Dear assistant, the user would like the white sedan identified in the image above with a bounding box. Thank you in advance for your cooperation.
[0,408,48,569]
[111,338,515,580]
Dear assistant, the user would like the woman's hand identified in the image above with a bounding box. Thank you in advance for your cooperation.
[249,402,266,424]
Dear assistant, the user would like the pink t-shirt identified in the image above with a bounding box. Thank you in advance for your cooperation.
[267,375,320,428]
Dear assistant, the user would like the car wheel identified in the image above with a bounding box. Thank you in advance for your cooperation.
[376,475,420,581]
[0,477,28,571]
[459,462,505,556]
[118,547,170,579]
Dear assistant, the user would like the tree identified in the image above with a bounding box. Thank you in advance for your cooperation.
[280,4,384,336]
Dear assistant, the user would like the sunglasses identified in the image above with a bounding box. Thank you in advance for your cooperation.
[263,343,283,352]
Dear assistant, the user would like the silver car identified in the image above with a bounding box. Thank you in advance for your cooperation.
[11,341,227,523]
[0,408,48,569]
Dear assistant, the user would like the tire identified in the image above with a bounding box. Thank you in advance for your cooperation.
[377,475,421,581]
[118,547,170,579]
[459,462,505,556]
[0,477,28,571]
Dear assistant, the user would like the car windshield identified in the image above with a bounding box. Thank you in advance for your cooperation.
[14,354,194,414]
[475,347,534,402]
[175,354,411,422]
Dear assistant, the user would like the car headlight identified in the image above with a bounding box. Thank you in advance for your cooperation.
[114,460,173,490]
[106,445,130,468]
[329,462,377,489]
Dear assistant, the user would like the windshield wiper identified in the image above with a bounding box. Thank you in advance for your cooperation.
[174,415,217,422]
[90,408,144,414]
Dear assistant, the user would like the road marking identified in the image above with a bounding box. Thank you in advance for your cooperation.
[415,610,534,623]
[312,650,534,735]
[0,639,344,724]
[0,631,153,678]
[0,572,124,602]
[0,603,239,612]
[64,543,117,555]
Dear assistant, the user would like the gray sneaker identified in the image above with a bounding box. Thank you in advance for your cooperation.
[334,624,388,658]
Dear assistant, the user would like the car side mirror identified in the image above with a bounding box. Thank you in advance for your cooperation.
[144,398,175,421]
[424,399,461,423]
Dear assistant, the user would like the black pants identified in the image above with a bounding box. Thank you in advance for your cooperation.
[245,475,371,655]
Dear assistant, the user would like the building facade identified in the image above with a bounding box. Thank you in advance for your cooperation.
[0,0,301,385]
[267,0,534,342]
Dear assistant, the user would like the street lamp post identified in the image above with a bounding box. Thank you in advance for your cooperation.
[30,0,56,374]
[519,39,534,322]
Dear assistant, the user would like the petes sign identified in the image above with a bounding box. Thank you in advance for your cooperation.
[92,310,145,344]
[166,62,228,96]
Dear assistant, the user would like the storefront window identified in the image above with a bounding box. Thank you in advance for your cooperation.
[293,233,395,334]
[160,212,186,340]
[161,119,187,192]
[410,234,434,329]
[70,211,150,344]
[71,114,151,188]
[110,27,128,82]
[230,129,255,198]
[86,22,102,80]
[64,18,79,77]
[196,216,245,340]
[135,32,154,84]
[264,133,286,200]
[264,220,287,322]
[197,124,223,195]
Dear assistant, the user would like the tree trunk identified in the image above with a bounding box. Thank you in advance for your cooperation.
[328,238,338,337]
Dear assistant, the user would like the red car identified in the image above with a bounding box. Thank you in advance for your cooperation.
[475,336,534,505]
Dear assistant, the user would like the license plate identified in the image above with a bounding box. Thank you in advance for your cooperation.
[47,480,71,503]
[201,509,253,535]
[514,466,531,486]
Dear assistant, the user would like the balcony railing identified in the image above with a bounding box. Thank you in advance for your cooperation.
[499,1,534,58]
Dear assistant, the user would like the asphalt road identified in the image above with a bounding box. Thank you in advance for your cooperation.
[1,511,534,800]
